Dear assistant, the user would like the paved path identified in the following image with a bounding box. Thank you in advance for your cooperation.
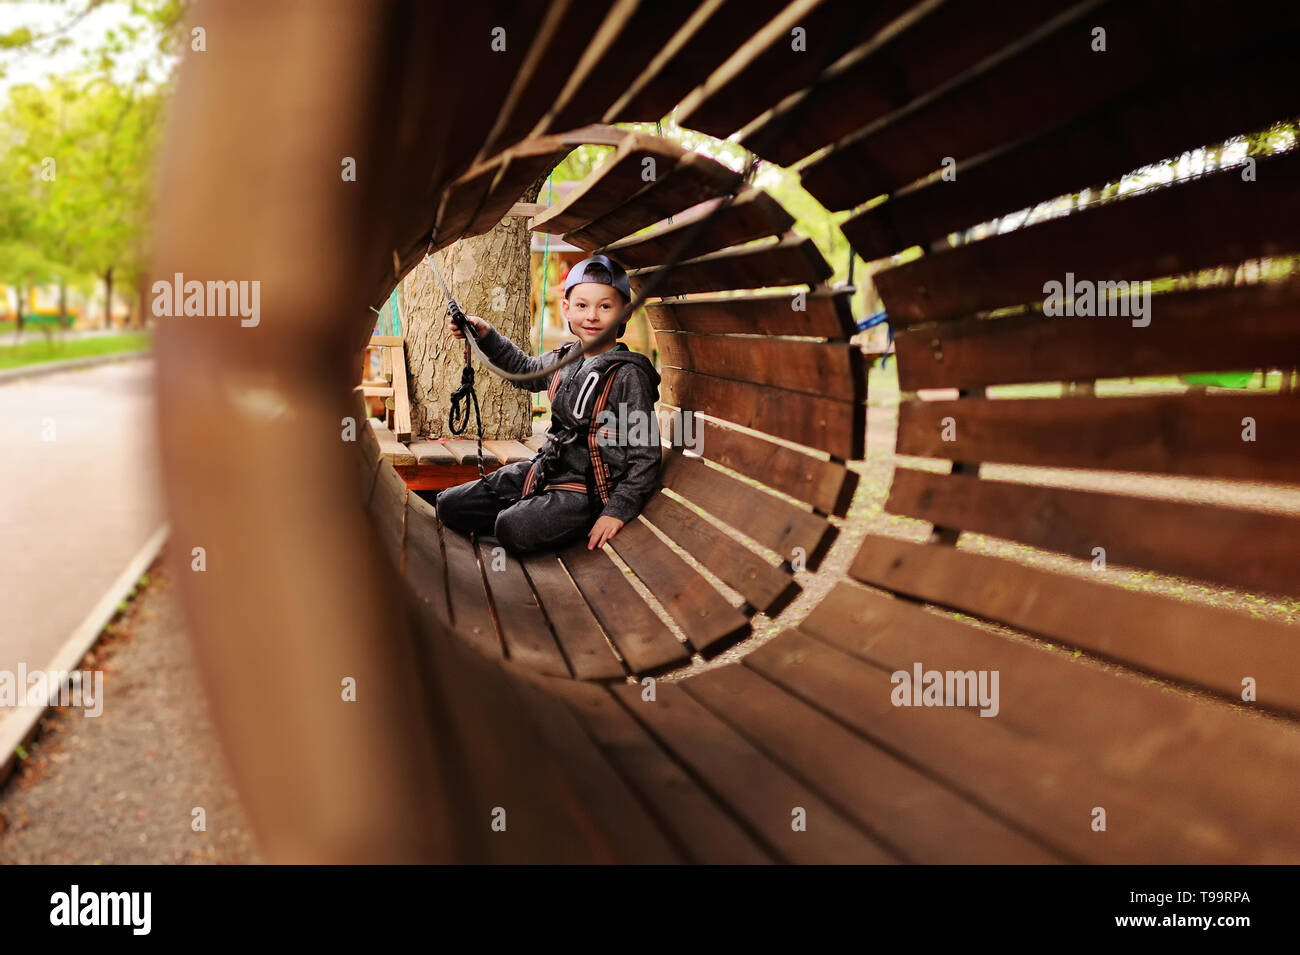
[0,359,164,728]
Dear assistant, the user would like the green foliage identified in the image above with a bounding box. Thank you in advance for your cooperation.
[0,0,181,315]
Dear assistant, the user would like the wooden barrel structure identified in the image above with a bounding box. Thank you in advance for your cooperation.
[153,0,1300,862]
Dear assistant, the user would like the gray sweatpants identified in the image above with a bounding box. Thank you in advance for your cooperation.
[435,459,599,554]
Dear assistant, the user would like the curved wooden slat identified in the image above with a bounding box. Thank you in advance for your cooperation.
[629,234,832,296]
[658,407,858,516]
[530,131,687,235]
[655,331,863,401]
[801,0,1296,211]
[895,393,1300,485]
[843,38,1300,261]
[644,287,857,338]
[661,368,865,459]
[887,468,1300,600]
[600,186,793,268]
[564,151,743,249]
[892,280,1300,391]
[873,148,1300,327]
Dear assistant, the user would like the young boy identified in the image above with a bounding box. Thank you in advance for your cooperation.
[435,254,662,554]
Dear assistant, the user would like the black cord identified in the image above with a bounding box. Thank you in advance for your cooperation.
[447,331,513,500]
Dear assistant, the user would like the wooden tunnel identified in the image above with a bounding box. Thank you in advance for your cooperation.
[153,0,1300,862]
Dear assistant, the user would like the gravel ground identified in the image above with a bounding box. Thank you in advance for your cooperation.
[0,554,260,864]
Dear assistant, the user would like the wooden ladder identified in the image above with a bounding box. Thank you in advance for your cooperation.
[359,334,412,443]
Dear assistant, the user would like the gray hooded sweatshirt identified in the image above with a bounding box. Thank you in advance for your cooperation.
[476,324,663,524]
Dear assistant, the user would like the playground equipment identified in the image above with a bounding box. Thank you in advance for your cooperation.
[154,0,1300,862]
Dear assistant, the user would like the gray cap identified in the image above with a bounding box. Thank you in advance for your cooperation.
[563,254,631,302]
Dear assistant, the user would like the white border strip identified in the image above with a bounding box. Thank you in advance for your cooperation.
[0,524,170,787]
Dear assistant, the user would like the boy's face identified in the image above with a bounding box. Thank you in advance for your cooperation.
[562,282,625,350]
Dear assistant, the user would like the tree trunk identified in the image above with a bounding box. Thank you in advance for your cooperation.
[58,279,67,327]
[15,284,25,335]
[104,267,114,329]
[401,169,554,440]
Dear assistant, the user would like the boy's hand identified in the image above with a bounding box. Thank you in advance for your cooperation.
[587,515,624,550]
[447,312,490,341]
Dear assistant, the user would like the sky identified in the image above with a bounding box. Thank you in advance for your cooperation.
[0,0,158,96]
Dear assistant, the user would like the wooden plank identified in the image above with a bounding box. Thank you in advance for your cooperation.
[606,517,753,658]
[887,468,1300,599]
[460,142,576,239]
[558,540,691,675]
[406,439,458,465]
[396,464,504,491]
[660,449,837,569]
[847,535,1300,716]
[565,151,743,250]
[481,439,535,464]
[361,385,395,398]
[658,407,857,516]
[683,663,1062,863]
[607,0,790,124]
[655,331,863,401]
[542,3,699,136]
[660,368,864,460]
[441,439,501,466]
[522,434,547,453]
[473,4,613,159]
[628,234,832,297]
[741,0,1077,167]
[367,460,407,570]
[475,538,570,678]
[641,493,799,616]
[799,577,1300,853]
[367,418,416,466]
[845,35,1300,260]
[518,552,626,681]
[440,528,501,658]
[436,136,569,244]
[505,672,685,864]
[530,132,687,235]
[676,0,915,139]
[745,627,1266,863]
[892,280,1300,391]
[369,335,405,347]
[895,393,1300,485]
[600,187,794,268]
[355,444,383,506]
[390,342,412,441]
[644,287,856,339]
[404,493,451,628]
[610,682,898,864]
[546,679,775,863]
[874,146,1300,327]
[800,0,1295,210]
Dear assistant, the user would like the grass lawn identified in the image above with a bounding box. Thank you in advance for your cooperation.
[0,332,152,371]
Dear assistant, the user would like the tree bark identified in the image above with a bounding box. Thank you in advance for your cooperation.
[103,267,114,329]
[401,168,554,440]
